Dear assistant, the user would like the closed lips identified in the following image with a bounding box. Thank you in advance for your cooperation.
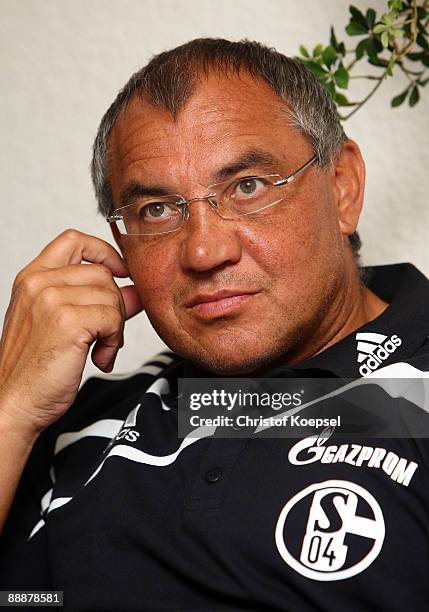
[186,290,259,308]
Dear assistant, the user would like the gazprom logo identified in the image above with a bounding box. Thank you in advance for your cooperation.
[356,332,402,376]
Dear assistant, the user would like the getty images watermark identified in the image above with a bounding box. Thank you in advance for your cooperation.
[177,377,429,438]
[187,387,339,430]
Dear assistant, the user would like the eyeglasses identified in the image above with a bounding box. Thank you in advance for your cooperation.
[106,154,317,236]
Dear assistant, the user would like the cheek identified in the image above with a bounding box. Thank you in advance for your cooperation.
[239,198,336,274]
[237,197,344,315]
[122,240,178,312]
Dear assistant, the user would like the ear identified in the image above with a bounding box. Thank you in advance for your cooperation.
[331,139,366,237]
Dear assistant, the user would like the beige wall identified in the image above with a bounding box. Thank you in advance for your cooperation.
[1,0,428,381]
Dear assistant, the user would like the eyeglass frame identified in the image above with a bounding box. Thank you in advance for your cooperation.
[106,153,318,236]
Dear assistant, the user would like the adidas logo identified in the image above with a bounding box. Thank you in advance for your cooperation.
[356,332,402,376]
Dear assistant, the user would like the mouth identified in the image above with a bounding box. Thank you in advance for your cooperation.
[185,289,260,319]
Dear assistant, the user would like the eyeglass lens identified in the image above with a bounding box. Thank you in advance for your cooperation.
[119,175,286,235]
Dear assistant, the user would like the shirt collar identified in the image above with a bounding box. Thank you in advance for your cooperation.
[281,263,429,378]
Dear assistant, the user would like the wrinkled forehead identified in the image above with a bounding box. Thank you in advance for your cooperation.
[110,70,302,151]
[107,71,309,198]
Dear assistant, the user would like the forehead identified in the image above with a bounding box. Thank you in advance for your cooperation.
[108,71,309,198]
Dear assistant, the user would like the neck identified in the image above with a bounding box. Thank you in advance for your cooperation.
[263,258,389,373]
[312,284,388,357]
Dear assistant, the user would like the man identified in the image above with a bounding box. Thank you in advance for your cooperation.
[0,38,428,611]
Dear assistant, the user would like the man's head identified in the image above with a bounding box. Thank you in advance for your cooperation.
[90,38,366,375]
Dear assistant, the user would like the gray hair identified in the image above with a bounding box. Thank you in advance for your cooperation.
[90,37,361,257]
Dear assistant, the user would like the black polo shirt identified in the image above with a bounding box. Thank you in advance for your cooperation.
[1,263,429,611]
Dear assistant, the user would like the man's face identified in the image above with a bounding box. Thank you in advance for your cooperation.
[109,71,354,374]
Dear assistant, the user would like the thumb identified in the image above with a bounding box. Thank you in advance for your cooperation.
[120,285,145,320]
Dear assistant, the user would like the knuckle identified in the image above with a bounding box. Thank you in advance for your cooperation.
[60,228,81,243]
[37,286,60,310]
[19,273,43,298]
[55,304,76,328]
[12,269,26,292]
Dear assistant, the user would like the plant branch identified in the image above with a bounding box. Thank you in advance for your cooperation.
[398,0,418,56]
[298,0,428,119]
[339,68,387,120]
[345,57,359,71]
[349,74,384,79]
[397,61,425,80]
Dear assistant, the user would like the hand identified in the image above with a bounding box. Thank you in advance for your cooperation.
[0,229,144,436]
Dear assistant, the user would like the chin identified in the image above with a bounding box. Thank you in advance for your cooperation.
[157,318,306,376]
[172,341,288,376]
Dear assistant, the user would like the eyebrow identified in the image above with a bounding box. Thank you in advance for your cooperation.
[212,148,280,183]
[118,148,280,208]
[119,183,173,208]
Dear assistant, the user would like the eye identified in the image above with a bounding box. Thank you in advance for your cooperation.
[235,177,266,197]
[139,202,178,221]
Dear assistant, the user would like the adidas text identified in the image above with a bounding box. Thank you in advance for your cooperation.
[358,334,402,376]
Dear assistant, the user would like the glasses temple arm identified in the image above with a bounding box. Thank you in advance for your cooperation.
[275,154,318,186]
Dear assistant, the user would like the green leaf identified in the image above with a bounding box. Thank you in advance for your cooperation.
[346,21,369,36]
[374,37,384,52]
[404,22,412,38]
[366,37,387,66]
[299,45,310,58]
[368,57,388,67]
[367,37,381,62]
[338,42,346,56]
[366,8,376,29]
[355,38,368,60]
[417,33,429,50]
[418,20,427,34]
[391,87,410,107]
[423,54,429,68]
[313,43,323,57]
[334,93,351,106]
[373,24,387,34]
[381,30,390,48]
[417,7,428,20]
[350,5,368,28]
[334,66,350,89]
[407,51,424,61]
[383,12,395,26]
[324,80,336,97]
[330,26,339,50]
[388,0,403,11]
[409,85,420,106]
[306,61,328,79]
[322,45,337,68]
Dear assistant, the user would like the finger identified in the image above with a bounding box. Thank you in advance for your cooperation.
[62,304,124,372]
[35,285,124,318]
[13,263,125,300]
[28,229,129,277]
[120,285,145,320]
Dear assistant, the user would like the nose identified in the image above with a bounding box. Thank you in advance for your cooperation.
[179,198,242,273]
